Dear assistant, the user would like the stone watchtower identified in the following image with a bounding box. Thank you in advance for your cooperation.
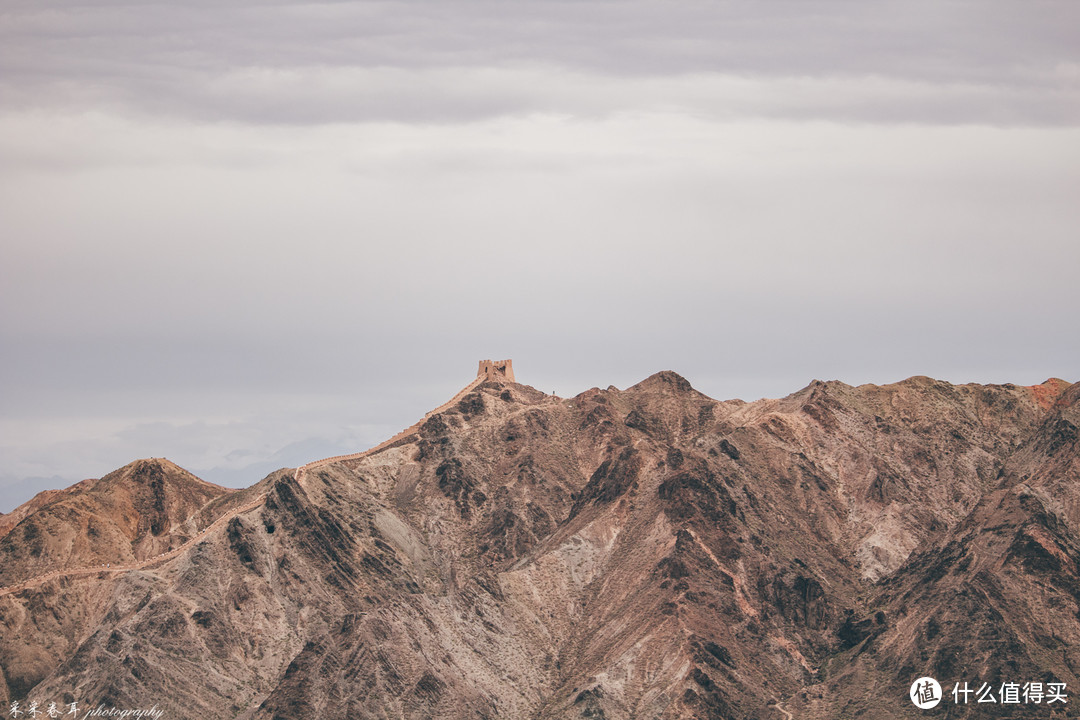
[477,359,515,383]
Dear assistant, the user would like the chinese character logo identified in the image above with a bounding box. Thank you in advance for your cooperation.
[910,676,942,709]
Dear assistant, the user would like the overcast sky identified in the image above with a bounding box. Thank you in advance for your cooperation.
[1,0,1078,511]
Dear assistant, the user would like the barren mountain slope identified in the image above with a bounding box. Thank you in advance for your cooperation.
[0,458,234,587]
[0,458,240,703]
[0,478,99,543]
[1,373,1075,719]
[793,379,1080,719]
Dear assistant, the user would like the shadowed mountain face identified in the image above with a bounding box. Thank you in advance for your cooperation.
[0,458,239,702]
[0,459,233,587]
[0,374,1076,719]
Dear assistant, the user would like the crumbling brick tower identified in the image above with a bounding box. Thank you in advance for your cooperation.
[477,359,515,383]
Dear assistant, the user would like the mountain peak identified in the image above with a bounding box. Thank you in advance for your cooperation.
[628,370,697,394]
[1028,377,1073,409]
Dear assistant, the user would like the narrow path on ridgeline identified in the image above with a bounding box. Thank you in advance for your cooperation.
[0,362,507,598]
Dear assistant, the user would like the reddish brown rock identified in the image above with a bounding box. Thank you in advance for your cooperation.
[0,372,1076,719]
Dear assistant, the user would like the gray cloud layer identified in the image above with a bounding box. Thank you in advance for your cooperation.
[3,1,1078,124]
[1,0,1078,511]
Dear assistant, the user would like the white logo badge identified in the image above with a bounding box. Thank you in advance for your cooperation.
[910,677,942,709]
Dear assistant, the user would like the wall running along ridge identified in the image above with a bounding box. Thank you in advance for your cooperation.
[0,361,514,597]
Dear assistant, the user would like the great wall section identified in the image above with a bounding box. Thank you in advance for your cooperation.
[293,359,513,476]
[0,360,516,598]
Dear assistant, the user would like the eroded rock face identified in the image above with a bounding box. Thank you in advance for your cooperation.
[1,374,1077,719]
[0,458,233,585]
[0,458,244,703]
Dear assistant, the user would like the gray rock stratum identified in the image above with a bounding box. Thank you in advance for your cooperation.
[0,369,1076,719]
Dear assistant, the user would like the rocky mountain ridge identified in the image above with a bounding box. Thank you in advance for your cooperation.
[0,372,1076,719]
